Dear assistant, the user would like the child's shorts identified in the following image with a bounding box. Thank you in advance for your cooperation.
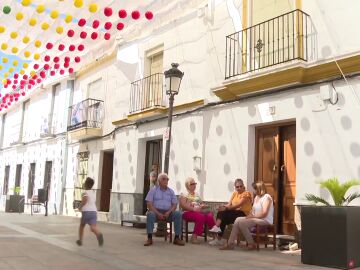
[81,211,97,225]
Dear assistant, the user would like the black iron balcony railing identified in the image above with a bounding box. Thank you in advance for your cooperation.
[225,9,310,79]
[67,98,104,131]
[130,73,164,114]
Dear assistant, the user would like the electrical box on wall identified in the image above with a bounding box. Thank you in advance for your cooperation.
[320,84,332,101]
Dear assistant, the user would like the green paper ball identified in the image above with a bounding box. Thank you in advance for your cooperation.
[3,6,11,14]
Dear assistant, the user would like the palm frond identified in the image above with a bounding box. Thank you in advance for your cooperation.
[344,192,360,205]
[305,194,331,206]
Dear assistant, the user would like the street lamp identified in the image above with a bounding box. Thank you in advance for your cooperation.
[163,63,184,174]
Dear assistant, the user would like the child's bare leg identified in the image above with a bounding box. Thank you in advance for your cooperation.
[77,223,85,246]
[90,224,104,246]
[90,224,101,236]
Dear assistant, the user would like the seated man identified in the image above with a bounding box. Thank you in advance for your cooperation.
[144,173,185,246]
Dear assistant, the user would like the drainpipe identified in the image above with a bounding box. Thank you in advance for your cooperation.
[59,79,74,215]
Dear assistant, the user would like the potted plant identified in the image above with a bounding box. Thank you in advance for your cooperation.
[301,178,360,269]
[5,186,25,213]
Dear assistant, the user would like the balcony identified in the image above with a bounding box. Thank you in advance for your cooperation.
[67,98,104,140]
[128,73,166,120]
[225,9,310,79]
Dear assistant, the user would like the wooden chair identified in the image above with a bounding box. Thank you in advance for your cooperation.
[181,220,207,242]
[250,223,276,251]
[164,221,173,243]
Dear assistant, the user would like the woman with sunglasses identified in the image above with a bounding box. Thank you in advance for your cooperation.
[179,177,216,244]
[208,178,252,246]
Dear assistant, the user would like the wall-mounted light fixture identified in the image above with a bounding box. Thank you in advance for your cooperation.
[193,156,201,172]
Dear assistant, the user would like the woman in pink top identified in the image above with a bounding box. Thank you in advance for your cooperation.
[179,177,216,244]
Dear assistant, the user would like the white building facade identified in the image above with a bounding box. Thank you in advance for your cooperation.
[1,0,360,236]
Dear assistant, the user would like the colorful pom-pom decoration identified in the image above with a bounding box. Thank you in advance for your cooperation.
[92,20,100,29]
[3,6,11,14]
[104,32,111,40]
[117,22,124,31]
[118,9,127,18]
[132,10,140,20]
[78,44,85,51]
[89,3,98,13]
[145,11,154,20]
[104,7,113,17]
[67,29,75,37]
[104,22,112,30]
[91,32,98,40]
[78,18,86,27]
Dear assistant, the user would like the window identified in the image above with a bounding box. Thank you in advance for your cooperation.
[87,79,103,101]
[0,113,6,148]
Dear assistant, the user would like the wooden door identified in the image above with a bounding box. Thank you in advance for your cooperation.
[256,127,280,227]
[100,151,114,212]
[280,125,296,235]
[256,123,297,235]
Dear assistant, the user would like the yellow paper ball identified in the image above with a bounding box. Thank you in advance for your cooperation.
[29,18,37,26]
[65,14,72,23]
[88,3,98,13]
[20,69,25,75]
[23,63,29,69]
[1,43,8,50]
[4,73,9,78]
[50,10,59,19]
[2,57,8,63]
[34,53,40,60]
[35,40,42,48]
[13,60,18,66]
[9,67,14,73]
[36,5,45,13]
[22,0,31,6]
[0,26,5,33]
[74,0,84,8]
[11,47,18,54]
[16,12,24,21]
[10,32,18,39]
[41,22,50,30]
[2,79,6,84]
[30,70,36,77]
[24,51,31,58]
[23,36,30,44]
[56,26,63,34]
[0,66,2,71]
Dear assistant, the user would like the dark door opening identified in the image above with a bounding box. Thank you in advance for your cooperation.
[3,165,10,195]
[28,163,36,200]
[143,139,162,214]
[100,151,114,212]
[255,123,296,236]
[44,161,52,199]
[15,164,22,191]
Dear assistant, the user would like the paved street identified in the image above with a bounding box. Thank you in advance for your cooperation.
[0,213,332,270]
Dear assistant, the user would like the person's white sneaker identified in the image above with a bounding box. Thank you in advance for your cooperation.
[209,225,221,233]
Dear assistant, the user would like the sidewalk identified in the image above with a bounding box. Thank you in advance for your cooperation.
[0,213,332,270]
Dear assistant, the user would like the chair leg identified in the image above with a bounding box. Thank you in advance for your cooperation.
[204,224,207,242]
[185,221,189,242]
[169,222,173,243]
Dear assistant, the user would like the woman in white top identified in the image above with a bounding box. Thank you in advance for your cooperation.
[76,177,104,247]
[220,181,274,250]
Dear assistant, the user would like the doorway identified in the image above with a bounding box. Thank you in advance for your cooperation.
[142,139,162,214]
[255,123,296,235]
[44,161,53,197]
[100,151,114,212]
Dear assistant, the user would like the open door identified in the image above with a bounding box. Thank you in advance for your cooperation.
[256,123,296,235]
[100,151,114,212]
[142,139,162,214]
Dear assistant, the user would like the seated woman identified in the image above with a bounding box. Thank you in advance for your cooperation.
[220,181,274,250]
[179,177,216,244]
[209,178,252,245]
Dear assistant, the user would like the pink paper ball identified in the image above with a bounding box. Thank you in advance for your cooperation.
[104,22,112,30]
[67,29,75,37]
[145,11,153,20]
[132,10,140,20]
[104,7,112,17]
[80,31,87,39]
[78,18,86,27]
[118,9,127,18]
[91,32,98,40]
[117,22,124,30]
[92,20,100,29]
[104,32,111,40]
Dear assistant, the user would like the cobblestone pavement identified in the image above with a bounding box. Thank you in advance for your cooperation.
[0,213,333,270]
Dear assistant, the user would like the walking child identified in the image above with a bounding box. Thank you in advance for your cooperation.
[76,177,104,246]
